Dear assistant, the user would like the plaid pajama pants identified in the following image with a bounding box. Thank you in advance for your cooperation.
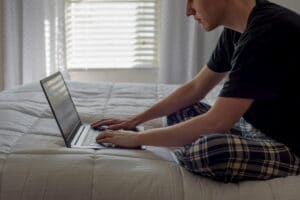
[167,102,300,182]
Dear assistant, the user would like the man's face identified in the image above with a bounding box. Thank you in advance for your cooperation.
[186,0,227,31]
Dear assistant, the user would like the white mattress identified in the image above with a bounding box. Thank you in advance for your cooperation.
[0,81,299,200]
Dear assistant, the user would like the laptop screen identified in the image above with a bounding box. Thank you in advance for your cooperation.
[40,72,82,144]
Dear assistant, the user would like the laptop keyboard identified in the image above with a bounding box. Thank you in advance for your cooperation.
[79,126,116,148]
[82,129,99,146]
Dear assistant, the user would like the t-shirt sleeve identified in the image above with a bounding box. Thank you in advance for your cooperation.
[219,37,282,100]
[207,28,237,72]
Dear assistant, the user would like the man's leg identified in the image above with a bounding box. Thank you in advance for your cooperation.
[167,102,211,126]
[173,120,300,182]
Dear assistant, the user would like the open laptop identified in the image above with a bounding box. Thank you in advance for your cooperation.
[40,71,143,149]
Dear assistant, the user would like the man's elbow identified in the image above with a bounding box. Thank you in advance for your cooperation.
[205,114,236,134]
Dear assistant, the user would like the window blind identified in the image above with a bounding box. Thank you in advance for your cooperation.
[65,0,160,69]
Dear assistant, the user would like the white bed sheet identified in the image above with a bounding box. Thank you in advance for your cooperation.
[0,81,299,200]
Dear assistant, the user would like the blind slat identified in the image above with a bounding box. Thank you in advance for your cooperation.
[65,0,159,69]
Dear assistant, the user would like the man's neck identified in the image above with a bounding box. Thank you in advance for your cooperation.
[222,0,256,33]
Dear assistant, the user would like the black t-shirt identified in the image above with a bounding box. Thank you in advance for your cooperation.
[207,0,300,156]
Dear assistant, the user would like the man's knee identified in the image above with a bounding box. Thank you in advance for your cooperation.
[174,134,234,182]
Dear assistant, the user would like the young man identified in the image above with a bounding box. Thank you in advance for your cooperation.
[93,0,300,182]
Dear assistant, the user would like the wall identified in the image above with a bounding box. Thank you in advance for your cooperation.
[273,0,300,12]
[0,0,3,91]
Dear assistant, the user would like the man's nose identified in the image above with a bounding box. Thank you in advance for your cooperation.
[186,4,196,16]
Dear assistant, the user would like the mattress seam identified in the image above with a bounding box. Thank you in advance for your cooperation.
[266,181,276,200]
[0,153,9,200]
[178,167,185,200]
[91,153,96,200]
[102,83,114,117]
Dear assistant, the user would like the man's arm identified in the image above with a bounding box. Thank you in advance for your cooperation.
[92,65,227,130]
[137,97,254,147]
[96,97,254,147]
[132,65,228,125]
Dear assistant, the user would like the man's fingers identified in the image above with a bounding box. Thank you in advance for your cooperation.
[96,138,113,144]
[96,131,116,143]
[91,118,112,126]
[96,131,114,140]
[108,124,125,130]
[92,119,114,127]
[92,119,122,128]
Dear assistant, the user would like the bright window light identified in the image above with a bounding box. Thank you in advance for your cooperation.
[65,0,160,69]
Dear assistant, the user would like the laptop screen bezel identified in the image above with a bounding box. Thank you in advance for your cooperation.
[40,71,82,148]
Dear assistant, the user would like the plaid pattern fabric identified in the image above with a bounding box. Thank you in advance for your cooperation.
[167,102,300,182]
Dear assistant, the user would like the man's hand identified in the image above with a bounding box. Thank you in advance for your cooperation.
[91,118,138,131]
[96,129,142,149]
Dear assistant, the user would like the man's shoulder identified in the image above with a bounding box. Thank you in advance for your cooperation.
[249,2,300,33]
[241,3,300,47]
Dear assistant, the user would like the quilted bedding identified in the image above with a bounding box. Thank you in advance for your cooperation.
[0,81,299,200]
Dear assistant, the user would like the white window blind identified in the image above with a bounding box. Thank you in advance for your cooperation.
[65,0,160,69]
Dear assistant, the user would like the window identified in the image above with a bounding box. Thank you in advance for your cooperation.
[65,0,160,69]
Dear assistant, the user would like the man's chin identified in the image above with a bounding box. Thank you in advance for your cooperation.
[201,23,219,32]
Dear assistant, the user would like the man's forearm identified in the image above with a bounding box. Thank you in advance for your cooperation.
[132,66,227,125]
[137,112,227,147]
[132,81,201,125]
[136,97,254,147]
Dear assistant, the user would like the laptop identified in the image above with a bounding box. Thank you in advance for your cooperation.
[40,71,143,149]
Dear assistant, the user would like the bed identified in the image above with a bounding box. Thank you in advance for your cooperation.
[0,80,299,200]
